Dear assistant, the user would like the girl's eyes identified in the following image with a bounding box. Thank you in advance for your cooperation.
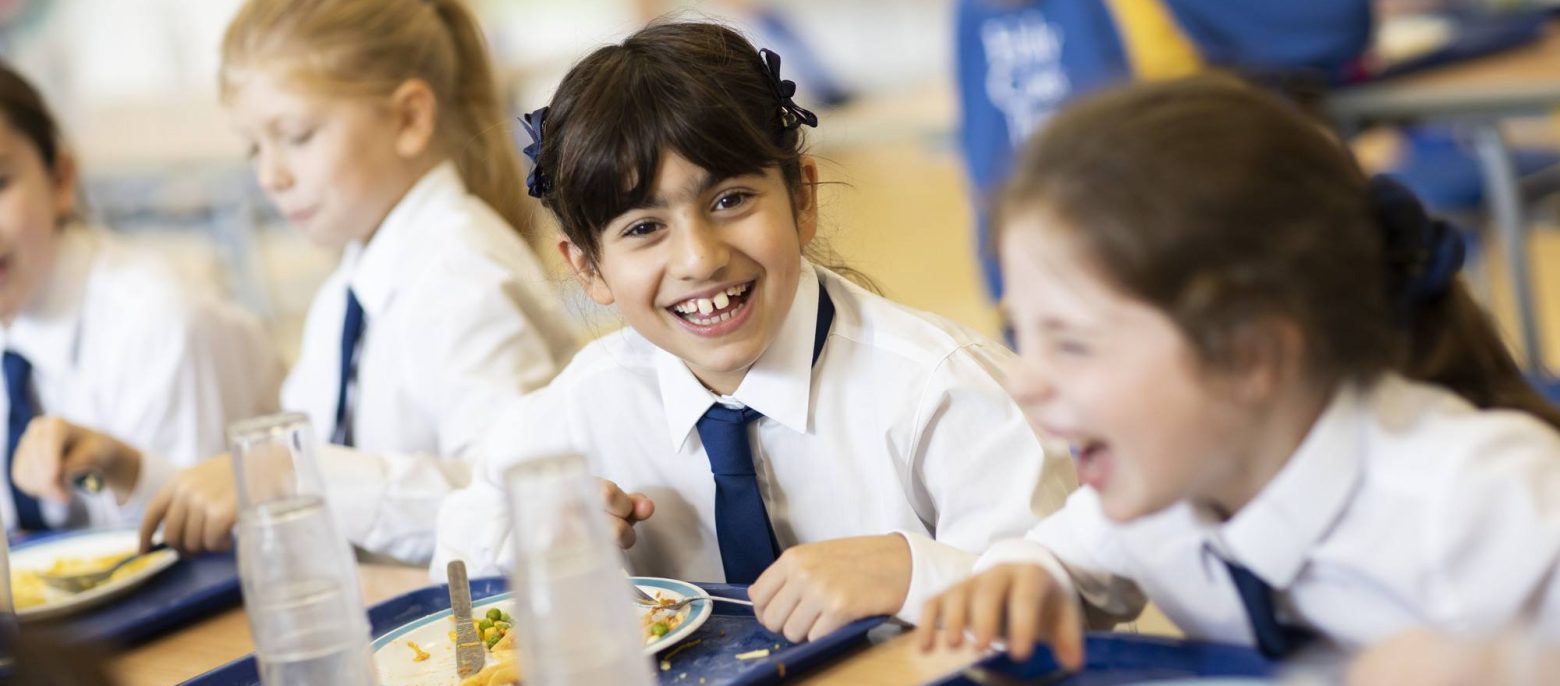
[712,190,751,212]
[285,129,316,146]
[622,220,660,238]
[1052,337,1091,357]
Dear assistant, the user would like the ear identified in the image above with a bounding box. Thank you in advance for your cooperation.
[792,156,819,248]
[557,238,615,306]
[49,149,78,226]
[1222,317,1305,404]
[389,79,438,159]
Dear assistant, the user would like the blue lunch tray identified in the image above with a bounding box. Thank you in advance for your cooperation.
[10,530,242,647]
[181,577,886,686]
[927,632,1275,686]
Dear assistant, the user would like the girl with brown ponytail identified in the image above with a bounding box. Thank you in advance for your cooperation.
[920,74,1560,670]
[136,0,580,564]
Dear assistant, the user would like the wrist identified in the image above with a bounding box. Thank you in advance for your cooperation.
[104,440,143,502]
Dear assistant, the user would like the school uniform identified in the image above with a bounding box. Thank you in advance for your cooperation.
[978,374,1560,655]
[286,161,579,565]
[434,259,1077,619]
[0,226,279,531]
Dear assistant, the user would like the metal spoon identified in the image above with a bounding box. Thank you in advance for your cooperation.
[37,543,169,593]
[634,594,754,613]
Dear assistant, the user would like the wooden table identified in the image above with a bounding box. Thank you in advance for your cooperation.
[108,564,984,686]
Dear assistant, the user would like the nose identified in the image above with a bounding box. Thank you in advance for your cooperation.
[1006,353,1056,409]
[668,218,729,282]
[254,146,293,194]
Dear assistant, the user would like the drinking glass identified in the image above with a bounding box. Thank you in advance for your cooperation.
[504,453,655,686]
[230,412,375,686]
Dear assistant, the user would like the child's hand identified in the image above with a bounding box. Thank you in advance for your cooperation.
[600,479,654,548]
[11,417,142,504]
[917,562,1085,669]
[748,534,911,642]
[139,456,238,554]
[1347,629,1498,686]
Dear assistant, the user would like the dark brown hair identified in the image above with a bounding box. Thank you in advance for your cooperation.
[0,60,62,172]
[1000,73,1560,429]
[532,21,809,263]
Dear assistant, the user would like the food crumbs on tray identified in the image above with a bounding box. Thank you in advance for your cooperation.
[734,649,771,660]
[406,640,430,662]
[660,659,671,671]
[778,662,786,678]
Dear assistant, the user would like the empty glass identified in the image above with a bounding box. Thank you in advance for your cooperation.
[504,453,655,686]
[230,412,375,686]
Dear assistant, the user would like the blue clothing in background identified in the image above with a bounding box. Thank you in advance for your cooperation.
[956,0,1371,300]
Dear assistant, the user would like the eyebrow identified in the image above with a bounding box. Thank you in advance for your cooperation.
[628,169,725,212]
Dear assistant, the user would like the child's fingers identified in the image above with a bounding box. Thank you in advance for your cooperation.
[969,572,1010,651]
[628,492,655,522]
[917,597,944,652]
[939,580,973,650]
[598,479,633,518]
[1043,579,1086,671]
[1005,566,1044,662]
[139,486,174,552]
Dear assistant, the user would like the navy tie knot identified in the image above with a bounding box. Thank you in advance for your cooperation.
[699,405,764,476]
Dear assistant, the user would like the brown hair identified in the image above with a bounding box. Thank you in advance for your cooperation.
[220,0,533,241]
[530,20,867,286]
[999,74,1560,429]
[0,60,61,172]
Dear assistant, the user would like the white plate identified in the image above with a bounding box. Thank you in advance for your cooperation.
[9,528,179,621]
[371,577,712,686]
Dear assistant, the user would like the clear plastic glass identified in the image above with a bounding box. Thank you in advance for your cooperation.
[504,453,655,686]
[229,412,375,686]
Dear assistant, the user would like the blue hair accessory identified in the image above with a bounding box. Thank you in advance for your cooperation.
[1368,175,1465,315]
[520,106,551,198]
[759,48,818,131]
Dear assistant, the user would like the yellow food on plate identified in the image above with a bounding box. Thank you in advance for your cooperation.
[8,550,153,608]
[458,630,521,686]
[640,592,687,644]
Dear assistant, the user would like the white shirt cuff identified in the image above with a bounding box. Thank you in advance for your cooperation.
[316,442,389,547]
[895,530,978,625]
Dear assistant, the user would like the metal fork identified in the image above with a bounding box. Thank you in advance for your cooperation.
[633,594,754,613]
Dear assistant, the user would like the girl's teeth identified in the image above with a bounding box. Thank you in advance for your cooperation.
[697,299,714,315]
[713,292,730,310]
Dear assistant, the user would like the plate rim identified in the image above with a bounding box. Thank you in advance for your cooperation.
[369,576,713,660]
[10,528,180,620]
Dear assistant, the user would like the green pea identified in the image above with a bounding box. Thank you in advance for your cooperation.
[486,608,503,622]
[500,613,513,624]
[650,622,669,637]
[493,621,510,633]
[485,633,501,648]
[478,618,493,631]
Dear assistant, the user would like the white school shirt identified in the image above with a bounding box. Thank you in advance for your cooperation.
[979,374,1560,653]
[0,226,280,531]
[284,161,579,564]
[434,260,1077,619]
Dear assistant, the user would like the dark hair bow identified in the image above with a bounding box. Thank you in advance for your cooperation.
[1368,175,1465,319]
[520,106,551,198]
[759,48,818,131]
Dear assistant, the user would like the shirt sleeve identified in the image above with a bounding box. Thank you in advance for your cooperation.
[982,488,1149,629]
[106,293,281,521]
[1423,415,1560,638]
[327,259,573,564]
[896,341,1078,623]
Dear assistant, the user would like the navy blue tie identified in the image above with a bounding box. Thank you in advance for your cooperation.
[4,351,46,530]
[695,281,834,584]
[1223,560,1314,659]
[332,289,366,447]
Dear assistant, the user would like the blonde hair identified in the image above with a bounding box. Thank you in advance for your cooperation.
[220,0,533,241]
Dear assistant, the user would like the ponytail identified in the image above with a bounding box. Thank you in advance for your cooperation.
[1370,176,1560,430]
[426,0,538,247]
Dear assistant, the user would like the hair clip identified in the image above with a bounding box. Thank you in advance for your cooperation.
[520,106,552,198]
[759,48,818,131]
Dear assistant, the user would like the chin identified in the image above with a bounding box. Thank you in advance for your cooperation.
[1098,491,1173,523]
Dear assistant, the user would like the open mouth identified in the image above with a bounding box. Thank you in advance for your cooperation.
[1074,439,1112,490]
[668,281,754,327]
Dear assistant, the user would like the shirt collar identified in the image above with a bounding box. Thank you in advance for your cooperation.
[655,260,823,450]
[344,160,464,318]
[3,227,95,377]
[1216,382,1367,588]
